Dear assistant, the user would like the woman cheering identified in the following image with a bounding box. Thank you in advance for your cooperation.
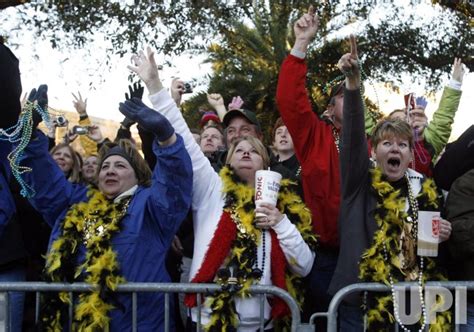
[20,102,192,331]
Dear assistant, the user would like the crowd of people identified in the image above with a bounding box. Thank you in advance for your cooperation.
[0,6,472,332]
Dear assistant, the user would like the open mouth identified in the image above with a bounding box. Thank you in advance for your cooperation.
[279,140,288,145]
[105,179,118,185]
[387,157,400,168]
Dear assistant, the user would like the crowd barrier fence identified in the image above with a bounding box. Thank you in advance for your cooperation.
[0,282,314,332]
[310,281,474,332]
[2,281,473,331]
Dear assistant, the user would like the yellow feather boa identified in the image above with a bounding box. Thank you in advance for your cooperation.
[204,167,317,332]
[41,188,130,331]
[359,167,451,331]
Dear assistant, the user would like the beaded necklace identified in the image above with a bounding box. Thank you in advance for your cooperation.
[383,174,426,331]
[360,168,445,330]
[188,166,317,331]
[0,102,50,197]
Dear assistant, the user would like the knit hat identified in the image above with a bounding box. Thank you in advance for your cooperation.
[199,112,221,128]
[100,146,137,175]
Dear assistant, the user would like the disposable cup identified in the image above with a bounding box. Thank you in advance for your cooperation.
[417,211,440,257]
[255,170,282,218]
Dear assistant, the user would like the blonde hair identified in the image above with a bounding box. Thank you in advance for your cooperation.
[372,119,414,150]
[226,136,270,170]
[97,139,152,187]
[50,143,82,184]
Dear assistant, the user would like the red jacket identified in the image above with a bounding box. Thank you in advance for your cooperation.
[276,55,340,249]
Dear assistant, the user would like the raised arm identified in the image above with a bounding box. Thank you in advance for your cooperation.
[127,47,221,209]
[207,93,227,121]
[276,6,326,164]
[118,98,192,233]
[424,58,465,158]
[72,91,98,156]
[338,36,370,197]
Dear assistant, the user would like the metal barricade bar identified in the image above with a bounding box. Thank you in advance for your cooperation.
[322,281,474,332]
[0,282,304,331]
[0,292,9,332]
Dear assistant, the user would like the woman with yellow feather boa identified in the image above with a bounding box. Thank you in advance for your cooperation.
[19,98,192,330]
[127,47,317,331]
[328,36,453,331]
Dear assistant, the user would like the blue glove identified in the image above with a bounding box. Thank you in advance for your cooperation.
[27,84,48,130]
[119,97,174,142]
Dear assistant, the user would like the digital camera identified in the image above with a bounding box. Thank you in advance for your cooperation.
[183,82,193,94]
[55,115,67,127]
[72,125,89,135]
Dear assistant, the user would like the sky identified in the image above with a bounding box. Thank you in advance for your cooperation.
[2,4,472,141]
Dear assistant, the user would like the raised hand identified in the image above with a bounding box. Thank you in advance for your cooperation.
[72,91,87,115]
[228,96,244,111]
[127,47,163,95]
[170,78,185,106]
[66,128,78,143]
[337,35,360,90]
[119,98,174,142]
[125,82,144,100]
[87,125,104,143]
[451,58,466,83]
[409,109,428,135]
[293,5,319,52]
[28,84,48,109]
[207,93,225,109]
[28,84,48,130]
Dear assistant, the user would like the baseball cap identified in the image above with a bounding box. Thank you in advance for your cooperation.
[223,109,261,130]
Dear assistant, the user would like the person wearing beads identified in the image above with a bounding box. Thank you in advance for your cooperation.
[18,96,192,331]
[0,40,28,332]
[380,58,465,178]
[328,35,453,331]
[126,46,316,331]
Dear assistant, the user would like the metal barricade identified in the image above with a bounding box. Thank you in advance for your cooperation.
[0,282,308,331]
[309,281,474,332]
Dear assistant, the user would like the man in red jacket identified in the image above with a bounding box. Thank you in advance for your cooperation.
[276,7,341,326]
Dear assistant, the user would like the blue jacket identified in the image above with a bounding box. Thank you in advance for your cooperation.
[21,131,193,331]
[0,141,15,238]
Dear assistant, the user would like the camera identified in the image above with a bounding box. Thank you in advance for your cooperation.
[55,115,67,127]
[183,82,193,94]
[72,125,89,135]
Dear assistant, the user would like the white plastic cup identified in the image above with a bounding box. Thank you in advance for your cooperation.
[255,170,282,218]
[417,211,440,257]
